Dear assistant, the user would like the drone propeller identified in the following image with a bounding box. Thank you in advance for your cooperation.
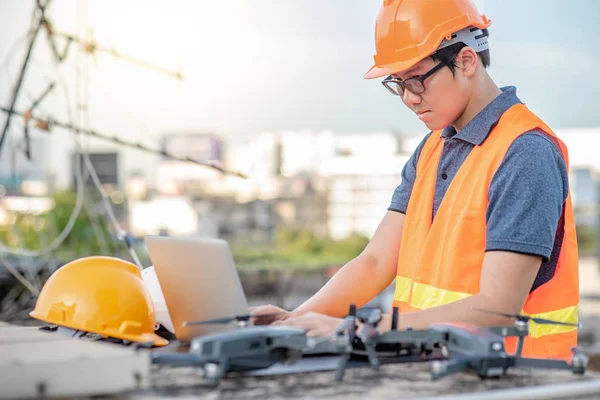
[472,308,581,327]
[183,312,287,327]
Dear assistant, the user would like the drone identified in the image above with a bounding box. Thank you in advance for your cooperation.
[425,308,588,380]
[332,305,587,380]
[150,310,355,383]
[150,305,446,383]
[331,306,450,381]
[150,305,588,384]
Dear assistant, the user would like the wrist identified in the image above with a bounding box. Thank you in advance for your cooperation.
[291,306,309,317]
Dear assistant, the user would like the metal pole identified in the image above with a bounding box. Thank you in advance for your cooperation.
[0,0,51,156]
[10,137,16,191]
[23,82,55,159]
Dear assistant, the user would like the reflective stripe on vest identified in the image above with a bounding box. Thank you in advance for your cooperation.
[393,275,578,339]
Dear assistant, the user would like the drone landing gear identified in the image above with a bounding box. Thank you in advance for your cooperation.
[431,354,512,380]
[431,359,472,380]
[430,349,589,380]
[364,342,381,370]
[335,352,352,382]
[514,349,589,376]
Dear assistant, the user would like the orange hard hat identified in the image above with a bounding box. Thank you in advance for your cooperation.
[364,0,492,79]
[30,256,168,346]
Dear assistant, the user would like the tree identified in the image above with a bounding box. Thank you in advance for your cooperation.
[0,190,128,261]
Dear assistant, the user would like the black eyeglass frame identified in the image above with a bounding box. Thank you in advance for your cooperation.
[382,62,446,96]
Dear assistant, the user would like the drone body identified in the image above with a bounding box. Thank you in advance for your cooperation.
[429,322,506,357]
[152,326,310,381]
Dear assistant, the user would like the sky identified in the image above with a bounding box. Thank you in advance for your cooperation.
[0,0,599,187]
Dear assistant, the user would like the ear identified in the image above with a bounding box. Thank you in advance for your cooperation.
[456,47,478,77]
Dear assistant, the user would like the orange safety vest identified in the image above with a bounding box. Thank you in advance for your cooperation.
[392,103,579,360]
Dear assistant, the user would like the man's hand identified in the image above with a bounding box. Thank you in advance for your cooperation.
[249,304,292,325]
[272,312,343,337]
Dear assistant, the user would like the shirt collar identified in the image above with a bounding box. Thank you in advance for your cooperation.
[441,86,522,146]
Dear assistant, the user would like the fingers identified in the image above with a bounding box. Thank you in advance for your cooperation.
[249,304,289,325]
[250,304,283,315]
[272,312,342,338]
[273,314,310,330]
[273,316,322,337]
[253,315,278,325]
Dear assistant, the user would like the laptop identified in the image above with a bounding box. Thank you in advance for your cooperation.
[144,235,250,343]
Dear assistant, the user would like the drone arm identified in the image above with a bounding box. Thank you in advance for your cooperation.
[513,356,579,372]
[151,353,212,367]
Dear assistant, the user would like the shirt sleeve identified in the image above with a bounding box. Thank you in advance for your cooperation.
[389,132,433,214]
[486,131,569,261]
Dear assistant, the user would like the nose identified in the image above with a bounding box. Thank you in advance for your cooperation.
[402,89,422,107]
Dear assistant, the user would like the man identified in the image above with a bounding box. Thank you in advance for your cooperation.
[252,0,579,359]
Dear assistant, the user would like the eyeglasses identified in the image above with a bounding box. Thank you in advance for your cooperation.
[382,62,446,96]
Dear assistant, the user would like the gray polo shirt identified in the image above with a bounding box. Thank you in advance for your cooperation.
[389,86,569,292]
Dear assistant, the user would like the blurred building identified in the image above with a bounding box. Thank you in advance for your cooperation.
[156,133,225,195]
[112,127,600,245]
[273,176,329,238]
[70,150,128,226]
[322,134,409,239]
[226,130,413,240]
[71,151,120,191]
[128,196,198,237]
[0,134,50,193]
[556,128,600,227]
[143,130,416,241]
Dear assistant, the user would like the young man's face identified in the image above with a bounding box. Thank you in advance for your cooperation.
[392,56,471,131]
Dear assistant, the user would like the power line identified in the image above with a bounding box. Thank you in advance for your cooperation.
[0,106,248,179]
[44,25,184,81]
[1,0,184,158]
[0,0,245,276]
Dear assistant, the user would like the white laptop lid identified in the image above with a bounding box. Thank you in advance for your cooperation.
[144,235,249,342]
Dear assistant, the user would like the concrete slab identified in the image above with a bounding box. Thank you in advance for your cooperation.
[0,323,151,399]
[134,361,600,400]
[0,326,70,344]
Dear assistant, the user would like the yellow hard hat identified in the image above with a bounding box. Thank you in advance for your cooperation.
[30,256,168,346]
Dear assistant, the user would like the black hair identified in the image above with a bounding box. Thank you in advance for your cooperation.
[430,29,491,74]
